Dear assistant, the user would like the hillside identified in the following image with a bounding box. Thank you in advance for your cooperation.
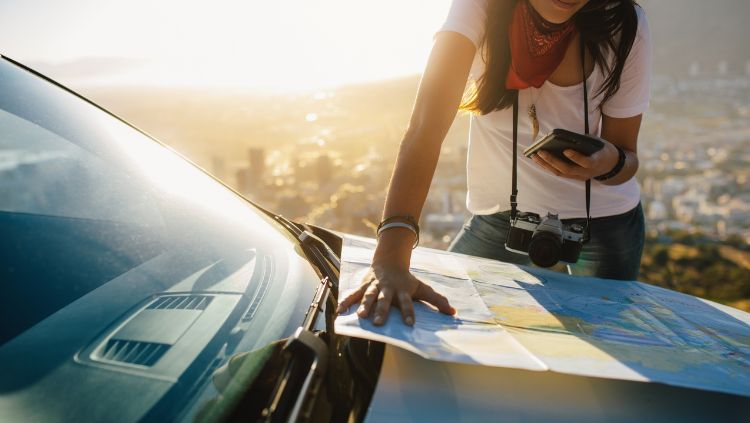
[640,233,750,311]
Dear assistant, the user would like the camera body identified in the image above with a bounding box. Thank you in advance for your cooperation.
[505,212,585,268]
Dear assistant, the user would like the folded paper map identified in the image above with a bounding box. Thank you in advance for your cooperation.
[335,235,750,397]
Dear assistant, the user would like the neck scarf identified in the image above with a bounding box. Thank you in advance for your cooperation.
[505,0,577,90]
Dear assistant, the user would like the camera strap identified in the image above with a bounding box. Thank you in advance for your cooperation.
[581,35,592,242]
[510,92,519,221]
[510,34,592,242]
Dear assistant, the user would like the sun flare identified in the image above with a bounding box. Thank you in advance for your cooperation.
[2,0,452,90]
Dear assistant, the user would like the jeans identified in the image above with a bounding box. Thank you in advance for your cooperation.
[448,203,645,280]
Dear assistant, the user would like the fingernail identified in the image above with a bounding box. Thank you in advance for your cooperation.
[405,316,414,326]
[374,315,383,324]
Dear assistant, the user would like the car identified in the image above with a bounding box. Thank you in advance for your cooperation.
[2,54,749,423]
[0,54,383,422]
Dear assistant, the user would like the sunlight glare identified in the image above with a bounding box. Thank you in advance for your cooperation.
[4,0,453,90]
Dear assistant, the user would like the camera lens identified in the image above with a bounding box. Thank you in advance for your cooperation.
[528,232,562,268]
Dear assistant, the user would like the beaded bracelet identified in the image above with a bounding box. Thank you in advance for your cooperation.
[594,146,626,182]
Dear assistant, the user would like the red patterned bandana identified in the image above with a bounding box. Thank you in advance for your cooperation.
[505,0,577,89]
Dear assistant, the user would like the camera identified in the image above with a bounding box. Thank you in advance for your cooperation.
[505,212,585,268]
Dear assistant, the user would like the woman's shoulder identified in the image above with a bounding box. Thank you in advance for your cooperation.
[634,4,650,43]
[606,4,650,60]
[438,0,489,49]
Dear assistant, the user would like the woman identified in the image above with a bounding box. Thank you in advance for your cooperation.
[337,0,651,326]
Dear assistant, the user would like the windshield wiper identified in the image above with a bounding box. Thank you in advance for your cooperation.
[261,209,340,286]
[261,276,331,422]
[248,206,341,421]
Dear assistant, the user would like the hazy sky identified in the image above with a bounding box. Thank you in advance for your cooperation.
[0,0,453,91]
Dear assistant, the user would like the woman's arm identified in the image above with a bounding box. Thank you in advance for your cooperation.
[531,113,642,185]
[335,31,477,326]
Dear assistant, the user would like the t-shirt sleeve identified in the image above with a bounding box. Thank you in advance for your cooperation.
[436,0,488,49]
[601,6,652,118]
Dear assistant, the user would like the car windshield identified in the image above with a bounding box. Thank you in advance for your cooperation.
[0,58,319,422]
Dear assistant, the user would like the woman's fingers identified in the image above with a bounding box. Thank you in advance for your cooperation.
[532,154,562,176]
[563,149,593,168]
[539,151,585,177]
[414,280,456,315]
[533,153,588,180]
[336,283,368,313]
[396,291,416,326]
[337,267,456,326]
[358,282,380,318]
[372,288,395,326]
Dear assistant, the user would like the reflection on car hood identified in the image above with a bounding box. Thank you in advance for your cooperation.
[0,246,319,422]
[367,345,750,422]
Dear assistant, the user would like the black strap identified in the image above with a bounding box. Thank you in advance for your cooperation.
[510,93,519,220]
[581,35,592,242]
[509,34,592,242]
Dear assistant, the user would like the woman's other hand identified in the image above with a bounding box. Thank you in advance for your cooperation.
[530,138,619,181]
[531,113,642,184]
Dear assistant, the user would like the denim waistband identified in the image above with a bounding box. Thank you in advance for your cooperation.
[491,202,642,224]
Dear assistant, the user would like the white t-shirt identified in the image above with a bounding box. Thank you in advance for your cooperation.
[439,0,652,219]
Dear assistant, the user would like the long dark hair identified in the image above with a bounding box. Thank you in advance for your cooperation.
[461,0,639,115]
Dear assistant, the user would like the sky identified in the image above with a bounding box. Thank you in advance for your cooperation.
[0,0,453,91]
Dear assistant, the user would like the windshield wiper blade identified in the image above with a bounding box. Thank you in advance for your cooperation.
[268,212,340,284]
[262,327,328,423]
[303,276,331,331]
[246,200,340,285]
[248,207,339,421]
[262,277,331,422]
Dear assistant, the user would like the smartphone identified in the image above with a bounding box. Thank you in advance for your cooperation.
[523,129,604,163]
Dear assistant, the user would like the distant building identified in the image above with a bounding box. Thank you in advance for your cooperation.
[211,156,226,181]
[234,148,267,195]
[248,148,266,182]
[235,168,253,195]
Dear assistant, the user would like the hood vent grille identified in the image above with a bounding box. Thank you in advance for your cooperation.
[79,292,243,379]
[99,339,170,367]
[243,255,274,323]
[147,295,213,310]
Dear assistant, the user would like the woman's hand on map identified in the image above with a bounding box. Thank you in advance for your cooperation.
[336,233,456,326]
[336,264,455,326]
